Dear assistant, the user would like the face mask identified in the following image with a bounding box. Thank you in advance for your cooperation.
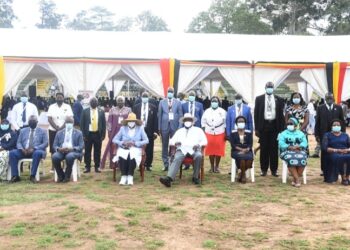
[167,92,174,99]
[332,125,341,133]
[28,120,37,129]
[188,96,195,102]
[184,121,192,128]
[292,98,300,104]
[57,100,63,105]
[1,124,9,130]
[266,88,274,95]
[142,97,149,103]
[117,102,124,108]
[128,122,136,128]
[237,122,245,129]
[65,123,73,130]
[20,97,28,103]
[287,125,295,131]
[211,102,218,109]
[235,99,242,106]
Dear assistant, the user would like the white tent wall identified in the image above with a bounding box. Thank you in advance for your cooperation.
[297,81,314,103]
[104,80,126,98]
[178,65,205,93]
[300,68,328,98]
[342,68,350,101]
[4,62,35,95]
[182,67,216,93]
[203,80,221,98]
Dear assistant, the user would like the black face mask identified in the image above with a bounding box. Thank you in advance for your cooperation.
[57,100,63,105]
[90,103,98,109]
[28,120,37,129]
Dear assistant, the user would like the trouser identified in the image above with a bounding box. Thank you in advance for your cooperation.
[119,155,136,176]
[259,126,279,173]
[52,151,80,180]
[84,132,102,169]
[160,129,176,168]
[49,130,57,154]
[145,133,154,167]
[168,150,202,180]
[9,149,45,177]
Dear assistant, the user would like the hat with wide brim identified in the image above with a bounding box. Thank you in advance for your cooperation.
[179,113,197,123]
[121,113,143,126]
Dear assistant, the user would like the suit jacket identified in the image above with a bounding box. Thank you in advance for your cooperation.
[182,101,204,128]
[315,104,345,139]
[226,104,253,136]
[132,102,158,135]
[53,128,84,155]
[113,126,149,148]
[17,127,48,157]
[80,107,106,140]
[158,98,183,132]
[72,101,83,126]
[254,94,285,133]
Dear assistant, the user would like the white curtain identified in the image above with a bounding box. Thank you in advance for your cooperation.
[86,63,121,95]
[300,68,328,98]
[178,65,216,93]
[342,68,350,101]
[297,81,314,102]
[47,62,84,98]
[4,62,35,95]
[203,80,221,97]
[104,79,126,98]
[218,66,253,103]
[253,67,292,97]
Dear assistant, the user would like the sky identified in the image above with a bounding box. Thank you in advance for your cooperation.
[12,0,213,32]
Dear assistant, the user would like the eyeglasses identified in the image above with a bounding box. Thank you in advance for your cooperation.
[287,123,294,125]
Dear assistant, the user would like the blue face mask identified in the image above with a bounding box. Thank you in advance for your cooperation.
[292,98,301,104]
[332,125,341,133]
[0,124,9,130]
[167,92,174,99]
[237,122,245,129]
[188,96,195,102]
[235,99,242,106]
[65,123,73,130]
[287,125,295,131]
[211,102,218,109]
[20,97,28,103]
[142,97,149,103]
[266,88,274,95]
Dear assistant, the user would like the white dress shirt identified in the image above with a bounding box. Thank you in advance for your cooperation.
[264,94,276,120]
[62,128,73,149]
[11,102,39,130]
[201,107,226,135]
[170,126,208,155]
[47,103,73,131]
[141,102,149,125]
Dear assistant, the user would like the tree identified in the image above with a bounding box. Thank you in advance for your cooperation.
[322,0,350,35]
[0,0,16,28]
[188,0,273,34]
[36,0,65,29]
[114,17,134,31]
[136,11,169,31]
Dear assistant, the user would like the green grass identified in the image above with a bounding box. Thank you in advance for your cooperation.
[278,239,310,250]
[202,239,218,249]
[144,239,165,250]
[95,238,117,250]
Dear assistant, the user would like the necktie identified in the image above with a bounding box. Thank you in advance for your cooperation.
[22,103,26,123]
[92,109,98,131]
[267,95,272,112]
[190,103,193,115]
[28,129,34,148]
[143,105,147,123]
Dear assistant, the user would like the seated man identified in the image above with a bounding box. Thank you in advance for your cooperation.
[159,113,207,187]
[52,117,84,183]
[9,115,48,183]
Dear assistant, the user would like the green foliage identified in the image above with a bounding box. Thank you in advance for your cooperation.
[36,0,65,29]
[144,239,165,250]
[202,239,218,249]
[136,10,170,31]
[0,0,16,28]
[95,239,117,250]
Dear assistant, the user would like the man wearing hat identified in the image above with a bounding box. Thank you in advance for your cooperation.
[113,113,149,185]
[159,113,207,187]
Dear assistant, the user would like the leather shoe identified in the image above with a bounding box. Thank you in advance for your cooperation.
[159,176,172,187]
[183,165,190,170]
[192,177,200,185]
[271,172,279,177]
[162,166,168,172]
[29,175,37,184]
[83,168,91,173]
[146,166,152,171]
[10,176,21,183]
[62,178,70,183]
[260,171,267,176]
[95,168,101,173]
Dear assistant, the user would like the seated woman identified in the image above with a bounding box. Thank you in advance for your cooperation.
[278,118,308,187]
[112,113,149,186]
[230,116,253,183]
[0,119,17,180]
[322,119,350,185]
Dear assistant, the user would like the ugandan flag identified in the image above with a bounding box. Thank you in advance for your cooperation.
[326,62,347,103]
[160,58,180,97]
[0,57,5,107]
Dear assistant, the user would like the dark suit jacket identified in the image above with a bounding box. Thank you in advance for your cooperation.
[315,104,345,139]
[182,101,204,128]
[73,101,83,126]
[254,94,285,133]
[80,107,106,140]
[132,102,158,136]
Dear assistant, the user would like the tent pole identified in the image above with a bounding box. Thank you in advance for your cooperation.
[83,62,87,92]
[304,81,308,103]
[251,61,255,104]
[210,79,213,98]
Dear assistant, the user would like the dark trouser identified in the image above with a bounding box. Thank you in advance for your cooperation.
[259,122,279,173]
[160,129,176,168]
[119,155,136,176]
[145,133,154,167]
[9,149,45,177]
[84,132,102,170]
[49,130,57,154]
[52,151,80,180]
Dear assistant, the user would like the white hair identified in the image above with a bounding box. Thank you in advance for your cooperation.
[116,96,125,102]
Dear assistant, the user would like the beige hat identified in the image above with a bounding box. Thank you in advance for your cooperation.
[121,113,142,126]
[179,113,197,123]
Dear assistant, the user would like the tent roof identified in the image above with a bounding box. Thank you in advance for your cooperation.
[1,28,350,63]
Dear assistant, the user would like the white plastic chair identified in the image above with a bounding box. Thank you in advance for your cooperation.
[282,160,307,184]
[54,159,81,182]
[231,158,255,183]
[7,159,45,181]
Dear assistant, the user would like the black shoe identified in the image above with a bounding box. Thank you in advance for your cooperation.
[57,178,64,183]
[95,168,101,173]
[83,168,91,173]
[29,175,37,183]
[10,176,21,183]
[192,177,200,185]
[159,176,172,187]
[145,166,152,171]
[62,178,70,183]
[162,166,168,172]
[271,172,279,177]
[260,171,267,176]
[183,165,190,170]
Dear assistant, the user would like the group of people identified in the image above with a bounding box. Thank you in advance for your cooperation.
[0,82,349,188]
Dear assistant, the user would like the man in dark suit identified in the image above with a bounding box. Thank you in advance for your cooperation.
[73,94,84,127]
[132,91,158,171]
[315,92,345,178]
[80,97,106,173]
[254,82,285,177]
[182,91,204,128]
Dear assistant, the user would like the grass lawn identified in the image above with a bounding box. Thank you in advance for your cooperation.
[1,136,350,250]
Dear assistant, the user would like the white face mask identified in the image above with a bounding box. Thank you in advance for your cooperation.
[184,121,192,128]
[128,122,136,128]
